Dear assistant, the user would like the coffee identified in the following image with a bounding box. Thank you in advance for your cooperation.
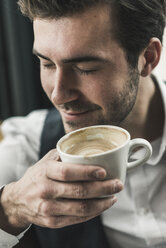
[65,139,117,156]
[59,127,127,157]
[57,125,152,182]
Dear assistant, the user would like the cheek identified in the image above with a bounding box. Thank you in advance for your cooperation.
[78,77,103,103]
[84,74,116,100]
[90,76,128,110]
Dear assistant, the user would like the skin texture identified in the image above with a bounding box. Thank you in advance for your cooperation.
[33,6,140,133]
[1,151,121,232]
[0,2,164,239]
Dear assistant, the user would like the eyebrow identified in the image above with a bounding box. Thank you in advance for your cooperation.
[33,48,108,64]
[33,49,52,61]
[61,56,108,64]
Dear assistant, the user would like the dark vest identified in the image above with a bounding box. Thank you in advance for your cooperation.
[32,108,110,248]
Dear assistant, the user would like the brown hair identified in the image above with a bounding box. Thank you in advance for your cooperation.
[17,0,166,67]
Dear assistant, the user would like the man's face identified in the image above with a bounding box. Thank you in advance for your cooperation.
[33,4,139,133]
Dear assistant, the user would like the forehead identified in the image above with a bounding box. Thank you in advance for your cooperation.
[33,3,118,59]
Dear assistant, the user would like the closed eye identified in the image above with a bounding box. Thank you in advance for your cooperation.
[41,63,56,70]
[74,65,100,75]
[75,68,98,75]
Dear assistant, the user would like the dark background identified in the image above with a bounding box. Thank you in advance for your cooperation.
[0,0,52,120]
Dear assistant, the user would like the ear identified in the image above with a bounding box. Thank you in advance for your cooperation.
[140,38,162,77]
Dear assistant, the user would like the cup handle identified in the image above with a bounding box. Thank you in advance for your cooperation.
[127,138,152,171]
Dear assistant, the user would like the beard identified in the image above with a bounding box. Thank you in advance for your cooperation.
[57,67,139,132]
[105,67,140,125]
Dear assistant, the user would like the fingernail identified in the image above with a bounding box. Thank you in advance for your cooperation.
[94,169,106,179]
[114,180,124,192]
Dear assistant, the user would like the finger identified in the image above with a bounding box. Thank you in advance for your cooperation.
[37,196,117,218]
[55,179,123,199]
[42,149,60,161]
[46,160,107,182]
[33,214,102,229]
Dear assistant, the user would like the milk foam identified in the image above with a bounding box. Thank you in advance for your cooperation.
[60,127,128,157]
[66,138,118,156]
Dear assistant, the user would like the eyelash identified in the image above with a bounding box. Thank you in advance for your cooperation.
[42,63,55,70]
[74,67,97,75]
[42,63,97,75]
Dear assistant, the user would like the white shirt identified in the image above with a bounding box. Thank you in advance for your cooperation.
[102,75,166,248]
[0,75,166,248]
[0,110,48,247]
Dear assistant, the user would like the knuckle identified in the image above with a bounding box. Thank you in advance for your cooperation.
[104,183,113,195]
[39,200,51,216]
[44,216,63,229]
[59,166,69,181]
[83,167,91,179]
[105,197,116,209]
[45,149,56,158]
[103,181,116,195]
[39,184,50,198]
[47,149,56,155]
[74,184,87,198]
[54,217,65,228]
[101,197,116,211]
[47,149,59,160]
[44,217,56,228]
[102,199,110,210]
[80,200,88,216]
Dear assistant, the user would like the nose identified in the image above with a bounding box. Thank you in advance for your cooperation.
[51,68,79,105]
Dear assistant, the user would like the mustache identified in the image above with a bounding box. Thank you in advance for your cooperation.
[57,100,101,112]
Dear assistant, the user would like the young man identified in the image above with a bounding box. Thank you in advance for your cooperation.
[0,0,166,247]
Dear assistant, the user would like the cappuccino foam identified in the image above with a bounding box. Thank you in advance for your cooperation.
[66,138,118,156]
[60,127,128,157]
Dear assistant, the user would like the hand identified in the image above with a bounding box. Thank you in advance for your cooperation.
[0,149,123,234]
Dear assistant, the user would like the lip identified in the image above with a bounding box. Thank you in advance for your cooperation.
[61,110,92,121]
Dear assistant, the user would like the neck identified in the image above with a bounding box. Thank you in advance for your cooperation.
[121,75,164,142]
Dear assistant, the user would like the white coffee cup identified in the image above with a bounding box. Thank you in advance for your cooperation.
[57,125,152,183]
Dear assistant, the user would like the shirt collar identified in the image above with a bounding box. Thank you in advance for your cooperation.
[131,74,166,166]
[148,74,166,165]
